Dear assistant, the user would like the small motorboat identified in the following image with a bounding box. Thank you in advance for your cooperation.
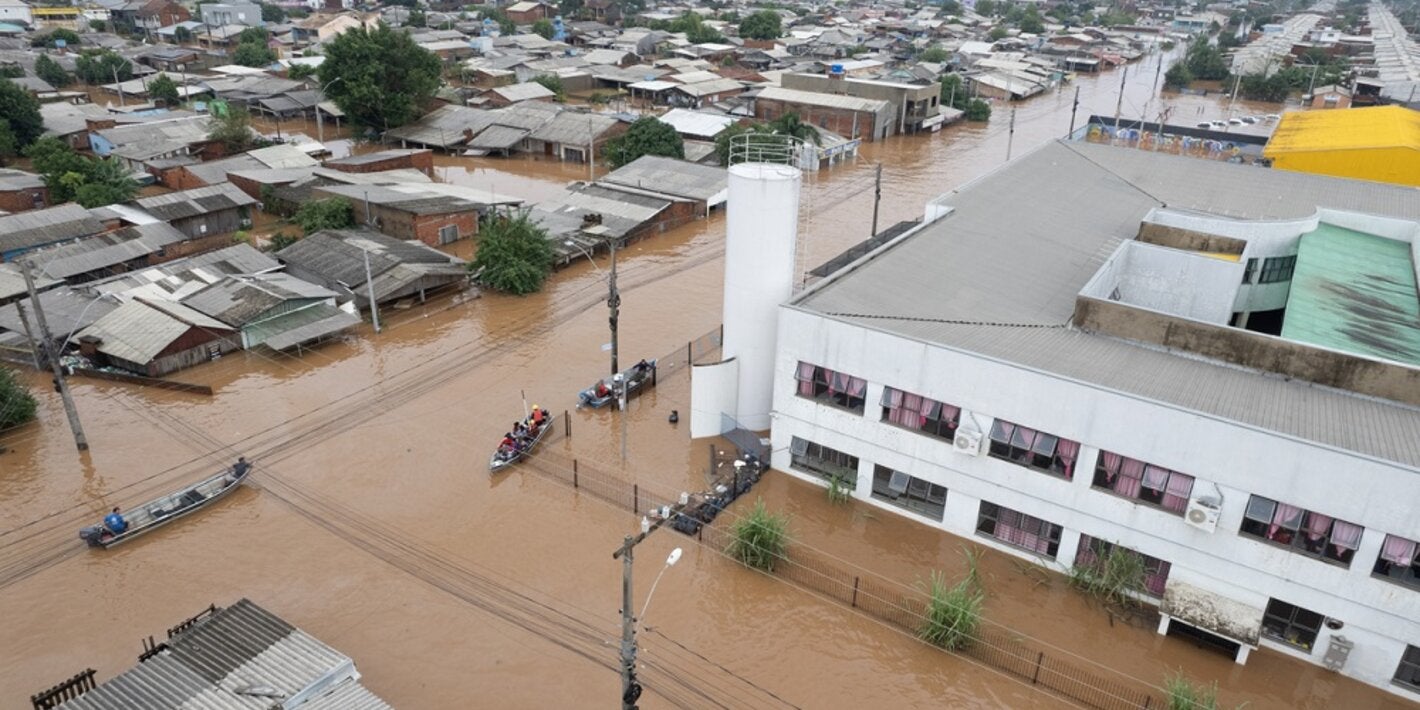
[577,359,657,409]
[489,414,552,472]
[79,460,251,549]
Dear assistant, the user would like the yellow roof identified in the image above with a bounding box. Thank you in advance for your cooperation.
[1263,105,1420,155]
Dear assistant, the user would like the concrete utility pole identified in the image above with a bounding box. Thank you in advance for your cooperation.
[112,65,125,107]
[1068,85,1081,137]
[588,116,596,182]
[362,248,381,334]
[21,261,88,451]
[1007,107,1017,161]
[617,534,640,710]
[869,163,882,238]
[608,237,619,377]
[1113,65,1128,134]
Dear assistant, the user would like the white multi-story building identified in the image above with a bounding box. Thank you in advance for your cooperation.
[770,139,1420,699]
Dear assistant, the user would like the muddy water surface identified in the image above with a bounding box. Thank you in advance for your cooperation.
[3,57,1406,709]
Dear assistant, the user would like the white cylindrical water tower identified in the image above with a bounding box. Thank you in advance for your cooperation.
[721,161,801,430]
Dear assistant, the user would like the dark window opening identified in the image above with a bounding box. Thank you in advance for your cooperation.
[1261,598,1324,652]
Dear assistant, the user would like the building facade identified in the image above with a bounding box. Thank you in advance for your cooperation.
[768,140,1420,700]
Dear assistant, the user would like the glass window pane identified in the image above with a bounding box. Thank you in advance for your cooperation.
[1245,496,1276,523]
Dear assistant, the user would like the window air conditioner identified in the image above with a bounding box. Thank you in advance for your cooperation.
[1185,498,1220,533]
[953,430,983,456]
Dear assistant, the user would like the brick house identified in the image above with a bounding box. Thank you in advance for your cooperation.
[312,184,481,246]
[0,169,48,214]
[323,149,435,177]
[504,0,551,24]
[754,86,895,142]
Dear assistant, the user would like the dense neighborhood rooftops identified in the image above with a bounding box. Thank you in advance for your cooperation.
[756,85,890,113]
[76,297,233,364]
[794,140,1420,468]
[598,154,727,204]
[0,204,106,257]
[133,182,258,222]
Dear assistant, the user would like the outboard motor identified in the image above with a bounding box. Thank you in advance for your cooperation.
[79,526,106,548]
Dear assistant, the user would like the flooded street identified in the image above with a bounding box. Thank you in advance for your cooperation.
[4,56,1410,709]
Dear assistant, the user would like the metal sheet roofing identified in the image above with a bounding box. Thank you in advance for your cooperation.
[491,82,556,102]
[794,140,1420,467]
[598,154,726,203]
[757,85,889,113]
[656,108,737,139]
[1281,222,1420,366]
[528,111,620,146]
[134,182,258,221]
[75,297,232,364]
[256,302,360,350]
[58,599,391,710]
[469,123,530,150]
[1265,105,1420,154]
[0,203,106,255]
[182,272,337,326]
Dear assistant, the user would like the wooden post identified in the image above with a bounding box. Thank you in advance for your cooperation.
[564,410,571,437]
[686,339,692,365]
[1032,651,1044,684]
[633,484,639,514]
[851,576,860,608]
[573,459,579,489]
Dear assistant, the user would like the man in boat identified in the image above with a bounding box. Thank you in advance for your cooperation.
[513,421,527,439]
[633,359,652,380]
[595,380,611,399]
[499,432,517,453]
[531,405,547,428]
[104,507,128,535]
[225,456,250,485]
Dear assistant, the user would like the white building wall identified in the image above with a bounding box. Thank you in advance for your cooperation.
[0,3,32,25]
[770,305,1420,698]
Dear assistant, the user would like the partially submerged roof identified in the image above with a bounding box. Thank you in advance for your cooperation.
[1281,222,1420,366]
[133,182,258,221]
[0,203,106,256]
[76,297,233,364]
[598,154,726,204]
[26,223,187,281]
[55,599,391,710]
[757,85,889,113]
[182,272,339,326]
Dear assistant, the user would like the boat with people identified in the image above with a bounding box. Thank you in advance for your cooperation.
[577,359,657,409]
[489,406,553,472]
[79,457,252,549]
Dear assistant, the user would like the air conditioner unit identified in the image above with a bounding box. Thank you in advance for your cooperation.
[1185,498,1220,533]
[953,430,983,456]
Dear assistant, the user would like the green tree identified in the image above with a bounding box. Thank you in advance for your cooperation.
[559,0,584,18]
[35,54,72,88]
[920,46,949,63]
[1163,61,1192,90]
[470,213,556,295]
[175,26,194,43]
[208,107,259,152]
[606,116,683,168]
[0,123,16,166]
[75,50,132,84]
[0,65,22,79]
[940,73,966,109]
[89,19,106,31]
[532,17,554,38]
[268,231,299,251]
[0,367,38,431]
[233,29,277,67]
[532,74,565,100]
[1238,72,1291,102]
[148,72,181,107]
[260,2,286,22]
[294,198,356,235]
[31,28,81,47]
[1184,37,1229,81]
[940,0,962,14]
[0,79,44,150]
[1019,6,1045,33]
[319,24,442,131]
[408,8,427,27]
[671,12,724,42]
[288,63,317,80]
[988,26,1008,41]
[72,157,137,208]
[738,10,782,39]
[963,98,991,121]
[975,0,996,16]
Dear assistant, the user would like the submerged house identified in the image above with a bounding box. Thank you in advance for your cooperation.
[73,297,240,377]
[276,229,469,309]
[182,272,362,351]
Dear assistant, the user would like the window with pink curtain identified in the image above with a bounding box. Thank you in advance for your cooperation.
[1114,457,1144,498]
[1092,450,1195,515]
[795,362,817,397]
[1374,534,1420,590]
[1329,521,1362,559]
[1269,503,1303,541]
[979,502,1061,558]
[1161,473,1193,512]
[1056,440,1080,480]
[1241,495,1365,568]
[1075,534,1170,597]
[1381,535,1418,568]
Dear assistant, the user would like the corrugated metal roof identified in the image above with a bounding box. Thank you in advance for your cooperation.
[182,272,338,326]
[27,223,187,281]
[657,108,737,139]
[76,298,233,364]
[257,303,360,350]
[527,110,619,146]
[757,85,889,113]
[469,123,530,150]
[276,229,466,304]
[59,599,391,710]
[795,140,1420,467]
[491,82,556,102]
[135,183,258,222]
[1265,105,1420,154]
[598,154,726,202]
[0,203,106,255]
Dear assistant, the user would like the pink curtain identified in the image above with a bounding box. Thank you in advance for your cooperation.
[1381,535,1418,567]
[1100,452,1122,482]
[1145,560,1171,597]
[1304,512,1334,541]
[1269,503,1303,539]
[1330,521,1363,556]
[881,387,903,408]
[938,404,960,423]
[847,376,866,398]
[828,370,845,395]
[1142,465,1169,492]
[797,363,817,396]
[992,420,1015,444]
[1075,535,1100,568]
[1056,440,1080,480]
[1162,473,1194,512]
[1114,457,1144,498]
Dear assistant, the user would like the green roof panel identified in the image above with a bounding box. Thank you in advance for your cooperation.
[1281,222,1420,366]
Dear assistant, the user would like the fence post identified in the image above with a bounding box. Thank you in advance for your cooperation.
[1031,651,1044,685]
[852,576,860,608]
[564,411,571,438]
[1143,696,1151,709]
[573,459,579,489]
[633,484,639,514]
[686,340,692,365]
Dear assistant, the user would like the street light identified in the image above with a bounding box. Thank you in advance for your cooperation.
[638,547,682,629]
[315,76,342,144]
[564,238,619,378]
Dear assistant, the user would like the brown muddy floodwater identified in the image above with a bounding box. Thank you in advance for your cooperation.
[4,54,1410,709]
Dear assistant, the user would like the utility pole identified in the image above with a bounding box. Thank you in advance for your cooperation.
[1113,65,1128,134]
[112,65,125,107]
[869,163,881,238]
[588,116,595,183]
[1067,85,1081,137]
[1006,107,1017,161]
[14,300,42,370]
[362,248,381,333]
[21,261,88,451]
[617,534,640,710]
[608,237,619,377]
